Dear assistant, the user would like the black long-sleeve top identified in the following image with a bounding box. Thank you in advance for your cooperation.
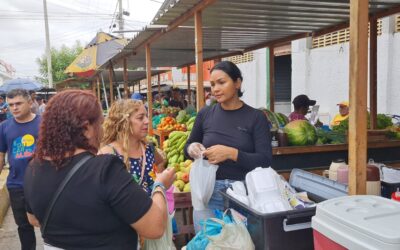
[184,103,272,180]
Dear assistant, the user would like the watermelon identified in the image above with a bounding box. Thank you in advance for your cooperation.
[284,120,317,146]
[277,113,289,125]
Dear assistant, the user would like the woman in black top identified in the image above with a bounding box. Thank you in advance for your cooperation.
[184,61,272,211]
[24,90,175,249]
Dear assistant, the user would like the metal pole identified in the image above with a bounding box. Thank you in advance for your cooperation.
[43,0,53,88]
[118,0,124,38]
[101,73,109,111]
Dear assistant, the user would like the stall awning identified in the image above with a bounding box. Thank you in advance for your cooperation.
[102,0,400,69]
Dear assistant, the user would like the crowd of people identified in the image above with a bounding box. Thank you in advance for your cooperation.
[0,61,275,249]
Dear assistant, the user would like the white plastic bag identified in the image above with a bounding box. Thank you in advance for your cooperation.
[206,210,255,250]
[189,157,219,210]
[143,191,176,250]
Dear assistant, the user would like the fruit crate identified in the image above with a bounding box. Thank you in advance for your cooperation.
[152,129,171,148]
[173,192,194,242]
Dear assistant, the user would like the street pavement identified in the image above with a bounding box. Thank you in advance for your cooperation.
[0,207,44,250]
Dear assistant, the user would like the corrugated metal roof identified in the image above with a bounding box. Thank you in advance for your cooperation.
[103,0,400,69]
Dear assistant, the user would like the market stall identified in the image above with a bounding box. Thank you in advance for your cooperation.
[99,0,400,248]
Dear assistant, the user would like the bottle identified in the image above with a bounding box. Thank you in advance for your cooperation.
[329,159,347,181]
[271,136,279,147]
[367,162,381,196]
[391,188,400,202]
[277,128,288,147]
[271,129,278,147]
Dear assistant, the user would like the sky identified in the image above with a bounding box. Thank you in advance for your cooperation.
[0,0,162,79]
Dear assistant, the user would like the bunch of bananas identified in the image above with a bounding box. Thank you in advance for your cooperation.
[186,116,196,131]
[163,131,189,165]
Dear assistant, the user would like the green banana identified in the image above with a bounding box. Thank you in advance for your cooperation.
[178,154,184,163]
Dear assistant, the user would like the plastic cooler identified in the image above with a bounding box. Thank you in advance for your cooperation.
[220,168,348,250]
[382,181,400,199]
[312,195,400,250]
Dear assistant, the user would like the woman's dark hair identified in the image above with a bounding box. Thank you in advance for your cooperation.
[35,90,102,167]
[210,61,244,97]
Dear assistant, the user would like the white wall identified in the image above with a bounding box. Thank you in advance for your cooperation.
[291,14,400,121]
[238,48,268,109]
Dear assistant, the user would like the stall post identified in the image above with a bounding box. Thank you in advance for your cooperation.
[187,65,191,104]
[268,46,275,112]
[157,74,161,94]
[91,79,96,95]
[123,58,130,99]
[96,76,101,103]
[146,44,153,135]
[195,11,204,111]
[369,17,378,129]
[108,65,114,105]
[348,0,368,195]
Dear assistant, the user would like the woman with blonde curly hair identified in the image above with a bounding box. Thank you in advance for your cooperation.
[99,99,166,195]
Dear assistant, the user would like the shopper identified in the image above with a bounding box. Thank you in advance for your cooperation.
[331,101,349,127]
[0,89,41,250]
[37,97,46,115]
[24,90,175,249]
[288,94,316,122]
[99,99,166,195]
[0,96,8,122]
[29,90,39,115]
[184,60,272,211]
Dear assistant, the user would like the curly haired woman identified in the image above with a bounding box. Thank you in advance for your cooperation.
[98,99,166,195]
[23,90,175,249]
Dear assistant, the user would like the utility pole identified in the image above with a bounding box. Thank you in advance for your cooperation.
[43,0,53,88]
[118,0,124,38]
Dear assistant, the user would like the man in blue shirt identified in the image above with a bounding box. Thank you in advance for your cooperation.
[0,89,41,250]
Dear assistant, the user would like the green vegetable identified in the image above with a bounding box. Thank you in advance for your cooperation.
[316,128,346,144]
[377,114,393,129]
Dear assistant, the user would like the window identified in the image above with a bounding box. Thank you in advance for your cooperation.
[312,19,383,49]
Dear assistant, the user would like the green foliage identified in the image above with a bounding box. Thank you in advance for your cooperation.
[332,118,349,133]
[316,128,346,145]
[36,41,83,85]
[377,114,393,129]
[332,114,393,132]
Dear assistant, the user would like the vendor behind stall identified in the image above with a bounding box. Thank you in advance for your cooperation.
[289,94,316,122]
[169,87,185,109]
[331,101,349,127]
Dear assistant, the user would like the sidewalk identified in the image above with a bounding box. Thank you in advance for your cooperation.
[0,207,44,250]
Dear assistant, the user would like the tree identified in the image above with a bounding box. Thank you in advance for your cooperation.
[36,41,83,85]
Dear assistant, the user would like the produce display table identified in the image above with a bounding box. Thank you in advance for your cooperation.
[272,140,400,171]
[173,192,194,242]
[152,129,171,148]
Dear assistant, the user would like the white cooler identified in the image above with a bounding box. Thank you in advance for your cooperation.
[312,195,400,250]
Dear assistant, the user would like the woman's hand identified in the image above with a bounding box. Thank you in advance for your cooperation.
[187,142,206,159]
[203,145,238,165]
[155,167,175,189]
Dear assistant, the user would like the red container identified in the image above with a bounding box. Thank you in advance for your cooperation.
[313,230,347,250]
[392,189,400,202]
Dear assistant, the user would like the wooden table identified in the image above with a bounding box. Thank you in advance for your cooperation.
[272,140,400,171]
